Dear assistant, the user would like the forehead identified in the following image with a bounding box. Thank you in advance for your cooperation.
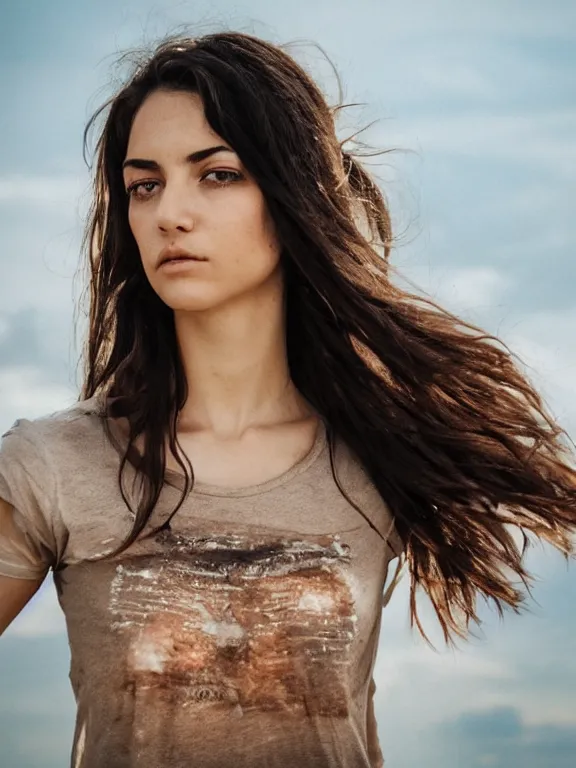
[126,90,220,153]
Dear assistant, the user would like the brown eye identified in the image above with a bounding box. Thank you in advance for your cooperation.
[201,170,244,186]
[126,181,159,200]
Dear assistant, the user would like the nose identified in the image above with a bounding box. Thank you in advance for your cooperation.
[155,181,196,233]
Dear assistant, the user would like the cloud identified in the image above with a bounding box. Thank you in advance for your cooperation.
[0,175,88,208]
[504,308,576,436]
[390,255,576,437]
[0,210,83,316]
[0,310,43,367]
[0,306,80,369]
[436,706,576,768]
[395,264,512,316]
[0,366,78,434]
[374,557,576,766]
[378,110,576,178]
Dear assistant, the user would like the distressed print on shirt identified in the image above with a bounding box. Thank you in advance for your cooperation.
[108,526,359,719]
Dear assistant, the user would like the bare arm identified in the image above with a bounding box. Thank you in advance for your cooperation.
[0,497,46,635]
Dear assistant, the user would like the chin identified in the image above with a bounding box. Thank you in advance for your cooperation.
[158,285,230,313]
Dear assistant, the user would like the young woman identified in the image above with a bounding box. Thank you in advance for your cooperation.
[0,31,575,768]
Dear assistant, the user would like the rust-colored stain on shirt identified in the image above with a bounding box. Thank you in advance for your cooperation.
[108,528,358,718]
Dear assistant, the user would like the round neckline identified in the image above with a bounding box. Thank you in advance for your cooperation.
[168,416,327,497]
[95,393,328,498]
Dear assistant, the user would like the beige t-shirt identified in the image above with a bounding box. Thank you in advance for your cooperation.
[0,395,401,768]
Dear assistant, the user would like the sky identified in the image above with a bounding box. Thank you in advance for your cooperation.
[0,0,575,766]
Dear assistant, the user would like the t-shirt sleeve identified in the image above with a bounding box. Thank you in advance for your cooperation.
[0,418,62,580]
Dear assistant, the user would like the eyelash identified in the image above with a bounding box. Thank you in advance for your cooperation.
[125,170,244,200]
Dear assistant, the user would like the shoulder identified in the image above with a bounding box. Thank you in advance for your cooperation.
[1,394,106,459]
[0,397,106,576]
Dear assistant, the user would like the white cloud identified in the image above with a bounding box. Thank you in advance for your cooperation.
[0,175,89,208]
[375,545,576,741]
[378,111,576,176]
[396,265,512,315]
[391,262,576,425]
[0,223,82,314]
[504,309,576,435]
[0,366,78,434]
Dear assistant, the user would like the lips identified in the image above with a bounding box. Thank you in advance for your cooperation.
[158,246,207,267]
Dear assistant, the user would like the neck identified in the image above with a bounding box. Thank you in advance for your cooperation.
[172,277,312,438]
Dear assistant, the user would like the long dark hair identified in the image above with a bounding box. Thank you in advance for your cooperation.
[79,30,576,649]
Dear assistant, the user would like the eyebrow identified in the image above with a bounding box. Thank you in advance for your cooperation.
[122,145,235,172]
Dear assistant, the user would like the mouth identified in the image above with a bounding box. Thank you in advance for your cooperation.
[158,247,208,268]
[162,256,201,264]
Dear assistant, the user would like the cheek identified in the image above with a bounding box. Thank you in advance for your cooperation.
[128,207,156,271]
[128,207,146,245]
[227,197,279,260]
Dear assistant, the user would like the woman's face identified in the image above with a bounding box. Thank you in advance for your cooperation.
[122,89,282,313]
